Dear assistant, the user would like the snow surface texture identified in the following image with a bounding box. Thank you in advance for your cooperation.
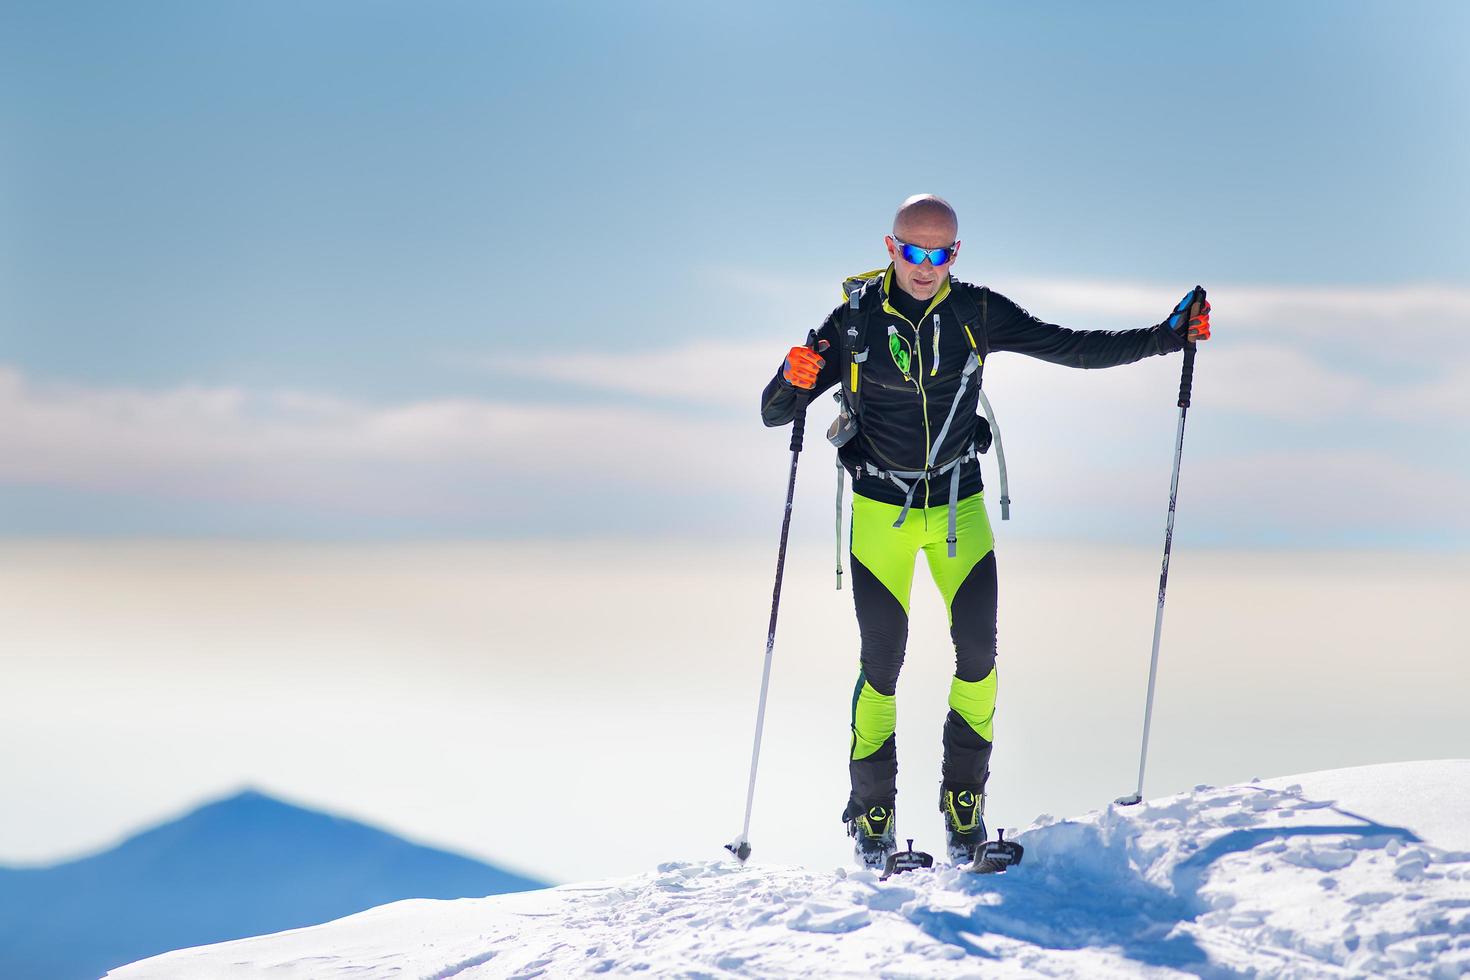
[112,761,1470,979]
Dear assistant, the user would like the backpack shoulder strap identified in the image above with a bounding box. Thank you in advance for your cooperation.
[947,279,1010,519]
[840,268,886,303]
[838,269,884,412]
[945,279,990,359]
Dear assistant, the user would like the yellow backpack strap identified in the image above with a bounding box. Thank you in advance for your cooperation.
[831,270,882,593]
[840,268,887,302]
[839,272,882,400]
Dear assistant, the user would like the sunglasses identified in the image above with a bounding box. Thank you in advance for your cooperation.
[892,236,957,266]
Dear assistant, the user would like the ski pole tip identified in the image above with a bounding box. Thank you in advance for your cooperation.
[1114,793,1143,807]
[725,840,752,863]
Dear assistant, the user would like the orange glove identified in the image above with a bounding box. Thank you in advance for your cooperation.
[782,345,825,389]
[1187,300,1212,342]
[1167,288,1212,343]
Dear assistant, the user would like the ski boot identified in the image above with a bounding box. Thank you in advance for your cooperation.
[841,799,896,870]
[940,783,987,865]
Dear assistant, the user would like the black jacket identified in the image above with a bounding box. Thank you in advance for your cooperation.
[759,268,1185,507]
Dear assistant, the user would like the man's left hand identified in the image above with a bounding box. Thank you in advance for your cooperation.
[1166,286,1211,343]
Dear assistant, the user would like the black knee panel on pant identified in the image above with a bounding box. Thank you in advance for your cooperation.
[949,551,998,682]
[850,555,908,696]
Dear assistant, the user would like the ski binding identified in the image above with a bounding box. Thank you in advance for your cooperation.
[970,828,1024,874]
[880,838,934,880]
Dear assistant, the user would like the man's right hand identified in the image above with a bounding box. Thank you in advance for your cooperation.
[782,345,825,389]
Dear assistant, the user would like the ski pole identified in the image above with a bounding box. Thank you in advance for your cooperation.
[727,332,816,862]
[1116,289,1202,807]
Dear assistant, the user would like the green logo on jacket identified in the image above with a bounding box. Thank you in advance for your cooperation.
[888,332,911,378]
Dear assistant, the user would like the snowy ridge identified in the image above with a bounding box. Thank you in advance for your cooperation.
[111,762,1470,979]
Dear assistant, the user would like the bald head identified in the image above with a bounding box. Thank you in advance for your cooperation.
[893,194,958,243]
[885,194,961,301]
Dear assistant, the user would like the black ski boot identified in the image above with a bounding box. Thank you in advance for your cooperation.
[940,783,987,865]
[841,799,896,870]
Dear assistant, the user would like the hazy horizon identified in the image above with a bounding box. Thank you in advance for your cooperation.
[4,537,1464,884]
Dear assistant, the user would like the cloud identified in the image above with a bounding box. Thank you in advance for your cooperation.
[2,271,1463,541]
[1000,276,1465,329]
[1195,344,1372,420]
[1386,358,1470,420]
[701,264,1470,356]
[699,264,845,313]
[936,354,1470,540]
[483,324,1469,429]
[0,366,773,518]
[470,339,781,410]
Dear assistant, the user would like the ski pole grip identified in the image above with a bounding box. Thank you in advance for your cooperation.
[1177,342,1197,409]
[790,395,809,452]
[1175,287,1203,408]
[789,328,819,452]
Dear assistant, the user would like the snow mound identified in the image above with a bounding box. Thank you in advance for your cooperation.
[111,761,1470,979]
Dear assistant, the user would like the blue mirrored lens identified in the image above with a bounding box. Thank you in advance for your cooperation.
[899,243,952,266]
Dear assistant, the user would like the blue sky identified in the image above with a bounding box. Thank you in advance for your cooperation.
[1,0,1466,544]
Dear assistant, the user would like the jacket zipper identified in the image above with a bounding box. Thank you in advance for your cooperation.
[883,309,933,506]
[879,273,950,503]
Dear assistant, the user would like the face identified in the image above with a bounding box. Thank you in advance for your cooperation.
[885,215,960,301]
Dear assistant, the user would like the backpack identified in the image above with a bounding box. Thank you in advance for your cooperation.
[833,269,990,427]
[822,270,1012,590]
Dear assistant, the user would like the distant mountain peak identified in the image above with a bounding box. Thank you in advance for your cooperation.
[0,789,548,980]
[187,786,320,820]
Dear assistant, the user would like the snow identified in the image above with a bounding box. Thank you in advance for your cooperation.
[110,761,1470,979]
[1257,760,1470,851]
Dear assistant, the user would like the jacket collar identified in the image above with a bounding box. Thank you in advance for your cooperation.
[881,264,952,322]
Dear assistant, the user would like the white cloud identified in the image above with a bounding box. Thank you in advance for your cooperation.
[701,265,1470,354]
[698,263,849,315]
[1164,344,1371,422]
[0,366,774,516]
[936,354,1470,538]
[1386,358,1470,421]
[3,270,1464,538]
[473,269,1470,427]
[998,277,1470,342]
[472,339,781,410]
[488,329,1468,429]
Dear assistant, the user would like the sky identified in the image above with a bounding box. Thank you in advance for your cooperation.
[1,0,1466,545]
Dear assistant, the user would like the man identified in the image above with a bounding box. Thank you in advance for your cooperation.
[759,194,1211,868]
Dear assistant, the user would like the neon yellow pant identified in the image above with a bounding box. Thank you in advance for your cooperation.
[847,491,997,805]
